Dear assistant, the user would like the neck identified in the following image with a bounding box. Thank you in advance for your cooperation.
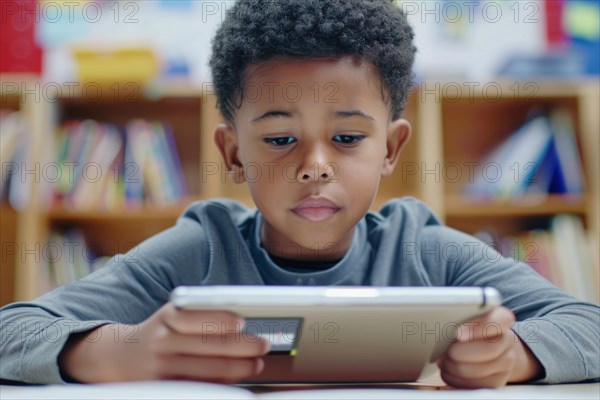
[260,225,355,262]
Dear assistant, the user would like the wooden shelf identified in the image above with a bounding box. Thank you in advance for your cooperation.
[0,204,18,306]
[445,194,588,218]
[421,79,597,99]
[47,197,201,222]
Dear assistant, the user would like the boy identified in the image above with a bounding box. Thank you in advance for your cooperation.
[1,0,598,389]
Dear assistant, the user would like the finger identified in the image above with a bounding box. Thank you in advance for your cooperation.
[440,367,510,389]
[441,347,517,380]
[152,331,270,358]
[447,331,514,363]
[457,307,515,342]
[155,354,264,383]
[161,303,244,335]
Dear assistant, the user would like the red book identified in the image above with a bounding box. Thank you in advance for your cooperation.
[544,0,567,46]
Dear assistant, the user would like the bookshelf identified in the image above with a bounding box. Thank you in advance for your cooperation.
[439,83,597,231]
[1,74,52,306]
[1,78,598,304]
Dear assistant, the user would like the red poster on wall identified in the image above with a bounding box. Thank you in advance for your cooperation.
[0,0,43,74]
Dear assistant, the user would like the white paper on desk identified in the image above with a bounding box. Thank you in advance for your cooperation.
[0,381,254,400]
[2,381,598,400]
[258,383,599,400]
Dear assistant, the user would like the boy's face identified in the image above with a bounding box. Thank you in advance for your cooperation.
[215,57,411,261]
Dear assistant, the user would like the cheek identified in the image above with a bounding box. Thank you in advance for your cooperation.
[245,168,287,207]
[338,156,383,183]
[341,161,382,203]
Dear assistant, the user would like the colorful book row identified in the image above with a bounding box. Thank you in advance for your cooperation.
[40,229,111,292]
[475,214,598,302]
[53,119,188,210]
[0,110,30,210]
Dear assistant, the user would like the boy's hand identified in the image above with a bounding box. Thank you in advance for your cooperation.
[59,303,270,383]
[436,306,543,388]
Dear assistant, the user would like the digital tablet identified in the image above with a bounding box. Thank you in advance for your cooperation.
[170,285,502,384]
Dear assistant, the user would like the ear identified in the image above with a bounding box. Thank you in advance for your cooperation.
[214,124,246,184]
[382,119,411,177]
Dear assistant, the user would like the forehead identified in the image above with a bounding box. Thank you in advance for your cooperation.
[240,57,386,107]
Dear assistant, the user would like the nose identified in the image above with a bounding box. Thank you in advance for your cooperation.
[296,161,335,183]
[294,142,336,183]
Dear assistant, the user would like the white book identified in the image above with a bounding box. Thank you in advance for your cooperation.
[567,216,597,302]
[551,215,595,301]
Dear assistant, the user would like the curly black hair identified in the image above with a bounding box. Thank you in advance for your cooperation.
[209,0,416,123]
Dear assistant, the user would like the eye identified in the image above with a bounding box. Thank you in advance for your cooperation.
[333,134,365,145]
[263,137,297,146]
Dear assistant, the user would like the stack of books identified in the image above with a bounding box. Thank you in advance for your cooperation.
[464,108,585,199]
[0,110,30,210]
[41,229,111,291]
[53,119,188,210]
[475,214,598,302]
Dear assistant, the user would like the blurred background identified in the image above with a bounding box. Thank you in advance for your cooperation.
[1,0,598,305]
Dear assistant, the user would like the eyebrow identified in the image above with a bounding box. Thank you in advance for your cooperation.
[251,111,292,123]
[331,110,375,122]
[251,109,375,123]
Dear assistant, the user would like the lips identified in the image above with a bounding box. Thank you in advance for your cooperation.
[291,197,341,222]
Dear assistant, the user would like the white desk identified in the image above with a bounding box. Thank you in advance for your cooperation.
[2,381,599,400]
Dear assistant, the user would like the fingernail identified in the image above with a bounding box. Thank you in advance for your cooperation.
[457,327,466,342]
[255,358,265,374]
[262,339,271,354]
[237,317,245,330]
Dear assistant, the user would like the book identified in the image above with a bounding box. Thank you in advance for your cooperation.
[549,108,585,194]
[0,110,31,210]
[7,136,30,211]
[70,123,123,210]
[100,126,126,211]
[493,115,554,198]
[463,109,585,199]
[0,111,22,200]
[123,121,145,208]
[464,114,553,198]
[42,229,108,290]
[53,118,187,210]
[477,216,598,301]
[531,230,560,286]
[523,137,559,198]
[125,119,187,207]
[551,214,597,302]
[157,122,188,199]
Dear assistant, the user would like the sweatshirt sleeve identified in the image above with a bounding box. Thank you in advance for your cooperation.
[0,214,207,384]
[420,225,600,384]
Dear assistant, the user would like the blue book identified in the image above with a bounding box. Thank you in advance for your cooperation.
[123,121,146,207]
[526,138,566,196]
[156,123,188,199]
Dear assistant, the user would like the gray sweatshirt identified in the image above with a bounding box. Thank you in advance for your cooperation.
[1,198,599,384]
